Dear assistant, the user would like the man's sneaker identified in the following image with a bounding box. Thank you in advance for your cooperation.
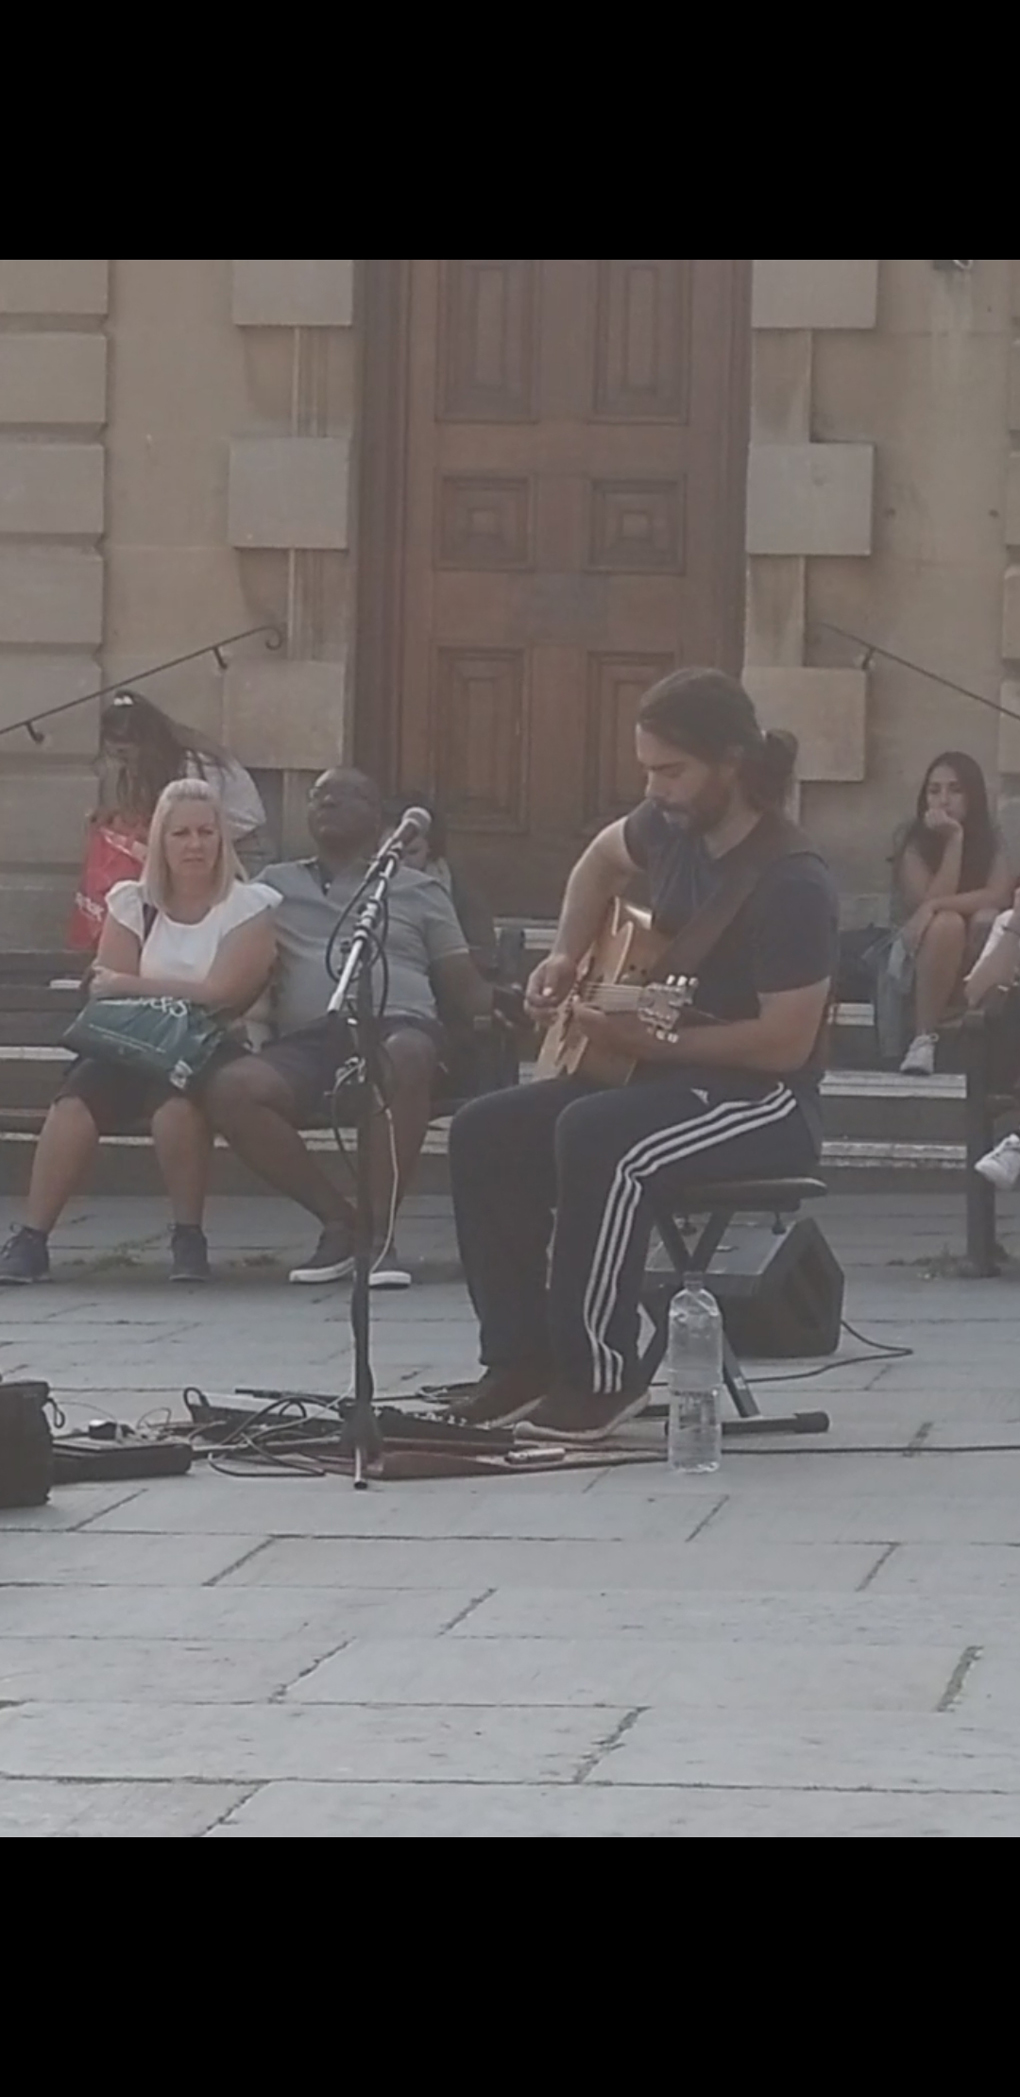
[974,1133,1020,1191]
[368,1236,411,1289]
[445,1367,549,1428]
[900,1032,937,1076]
[518,1383,650,1444]
[170,1225,210,1283]
[289,1220,356,1285]
[0,1227,50,1285]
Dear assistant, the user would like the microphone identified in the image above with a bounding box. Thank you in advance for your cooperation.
[325,806,431,1015]
[380,806,431,857]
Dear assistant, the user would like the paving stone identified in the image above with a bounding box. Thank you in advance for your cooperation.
[872,1546,1020,1596]
[0,1701,616,1784]
[0,1779,250,1838]
[0,1484,150,1532]
[0,1585,478,1642]
[218,1536,878,1592]
[0,1637,341,1704]
[0,1533,264,1586]
[454,1588,1020,1647]
[698,1493,1020,1545]
[941,1649,1020,1718]
[208,1780,1020,1840]
[601,1710,1020,1792]
[289,1635,958,1713]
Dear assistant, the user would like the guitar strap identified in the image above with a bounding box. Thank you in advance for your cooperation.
[647,812,815,984]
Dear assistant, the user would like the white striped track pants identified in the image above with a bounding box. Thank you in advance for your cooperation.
[449,1071,819,1397]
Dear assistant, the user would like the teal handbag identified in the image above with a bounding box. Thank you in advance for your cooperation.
[64,996,230,1092]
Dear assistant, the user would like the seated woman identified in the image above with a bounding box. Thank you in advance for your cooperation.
[381,791,498,977]
[0,779,280,1287]
[885,751,1011,1075]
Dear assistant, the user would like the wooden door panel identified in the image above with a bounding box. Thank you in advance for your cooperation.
[355,257,750,915]
[438,259,540,422]
[433,647,528,832]
[593,259,693,421]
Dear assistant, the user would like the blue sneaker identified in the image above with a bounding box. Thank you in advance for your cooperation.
[0,1228,51,1284]
[169,1225,210,1283]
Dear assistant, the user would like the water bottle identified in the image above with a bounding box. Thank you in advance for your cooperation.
[667,1275,723,1474]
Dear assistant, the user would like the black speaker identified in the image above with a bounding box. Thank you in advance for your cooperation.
[0,1379,54,1508]
[704,1216,844,1358]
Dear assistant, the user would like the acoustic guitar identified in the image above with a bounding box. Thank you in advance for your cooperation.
[533,898,703,1087]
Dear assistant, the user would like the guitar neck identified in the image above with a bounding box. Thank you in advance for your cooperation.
[588,986,644,1011]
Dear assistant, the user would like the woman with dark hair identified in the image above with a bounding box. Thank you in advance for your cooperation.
[98,692,265,840]
[886,751,1011,1075]
[445,666,840,1442]
[381,791,498,976]
[68,691,265,952]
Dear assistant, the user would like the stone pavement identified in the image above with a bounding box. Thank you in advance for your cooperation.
[3,1189,1020,1837]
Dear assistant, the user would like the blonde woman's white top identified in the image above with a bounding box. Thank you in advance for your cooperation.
[105,878,281,984]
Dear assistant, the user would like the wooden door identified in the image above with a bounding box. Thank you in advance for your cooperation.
[355,259,750,917]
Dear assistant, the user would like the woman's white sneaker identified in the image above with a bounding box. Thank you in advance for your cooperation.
[974,1134,1020,1190]
[900,1033,936,1076]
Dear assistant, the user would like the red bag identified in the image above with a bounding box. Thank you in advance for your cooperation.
[66,821,148,953]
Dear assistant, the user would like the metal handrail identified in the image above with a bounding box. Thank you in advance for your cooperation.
[0,623,286,746]
[813,621,1020,731]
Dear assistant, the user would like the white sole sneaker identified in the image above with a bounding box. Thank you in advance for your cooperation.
[288,1255,355,1285]
[369,1267,412,1290]
[900,1035,936,1077]
[518,1390,651,1443]
[974,1148,1020,1191]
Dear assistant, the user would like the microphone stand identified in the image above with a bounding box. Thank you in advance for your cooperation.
[326,836,408,1489]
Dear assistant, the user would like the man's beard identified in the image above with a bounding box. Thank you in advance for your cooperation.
[683,781,734,835]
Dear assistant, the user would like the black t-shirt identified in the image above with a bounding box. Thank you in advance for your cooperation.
[623,801,839,1094]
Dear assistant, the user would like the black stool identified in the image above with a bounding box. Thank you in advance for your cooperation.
[640,1177,833,1439]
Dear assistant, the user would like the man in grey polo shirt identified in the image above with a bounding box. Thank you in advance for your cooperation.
[204,768,492,1283]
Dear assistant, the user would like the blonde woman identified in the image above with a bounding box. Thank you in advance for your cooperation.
[0,780,280,1286]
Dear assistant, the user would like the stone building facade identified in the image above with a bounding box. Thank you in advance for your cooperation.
[0,257,1017,943]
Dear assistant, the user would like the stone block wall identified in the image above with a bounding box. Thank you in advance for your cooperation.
[2,257,1018,943]
[746,259,1016,922]
[0,258,355,945]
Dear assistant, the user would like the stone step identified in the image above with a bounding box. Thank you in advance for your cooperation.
[0,1011,80,1047]
[0,983,82,1013]
[0,1047,980,1145]
[0,950,78,982]
[0,1047,74,1109]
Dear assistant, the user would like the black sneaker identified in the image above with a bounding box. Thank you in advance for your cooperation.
[169,1225,210,1284]
[289,1220,356,1285]
[0,1227,50,1285]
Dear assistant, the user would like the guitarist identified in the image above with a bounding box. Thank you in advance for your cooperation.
[447,667,839,1441]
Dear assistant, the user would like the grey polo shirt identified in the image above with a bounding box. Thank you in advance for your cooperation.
[261,858,469,1035]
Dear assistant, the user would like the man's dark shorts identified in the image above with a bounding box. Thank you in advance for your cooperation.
[255,1013,448,1124]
